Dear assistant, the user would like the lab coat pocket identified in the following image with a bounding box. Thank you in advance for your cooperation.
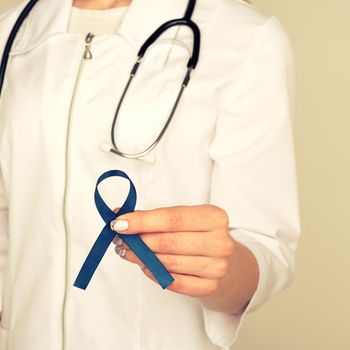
[112,61,186,156]
[99,36,192,157]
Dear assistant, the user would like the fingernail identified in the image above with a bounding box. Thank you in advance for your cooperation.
[110,219,129,232]
[116,247,126,257]
[112,235,123,246]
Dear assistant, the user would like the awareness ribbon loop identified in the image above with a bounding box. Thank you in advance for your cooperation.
[73,169,174,290]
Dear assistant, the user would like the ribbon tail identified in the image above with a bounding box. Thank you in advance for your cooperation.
[73,225,115,290]
[121,234,175,289]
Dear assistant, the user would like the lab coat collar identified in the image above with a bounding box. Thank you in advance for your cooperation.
[10,0,217,54]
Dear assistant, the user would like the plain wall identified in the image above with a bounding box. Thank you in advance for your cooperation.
[0,1,349,349]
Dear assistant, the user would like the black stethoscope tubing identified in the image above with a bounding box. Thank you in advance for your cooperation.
[0,0,39,95]
[0,0,200,95]
[0,0,201,161]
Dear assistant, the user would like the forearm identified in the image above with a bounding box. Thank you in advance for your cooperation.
[197,239,259,315]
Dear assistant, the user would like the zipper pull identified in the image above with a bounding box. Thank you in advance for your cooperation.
[84,32,94,60]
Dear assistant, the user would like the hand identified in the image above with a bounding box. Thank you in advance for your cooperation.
[110,204,235,297]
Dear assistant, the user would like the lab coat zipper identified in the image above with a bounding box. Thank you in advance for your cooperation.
[61,32,95,350]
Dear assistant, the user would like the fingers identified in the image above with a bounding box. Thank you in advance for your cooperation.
[113,232,234,257]
[110,205,229,234]
[141,269,221,298]
[113,239,223,297]
[115,245,229,279]
[110,205,232,297]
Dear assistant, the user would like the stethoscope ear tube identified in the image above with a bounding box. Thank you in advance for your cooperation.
[137,18,201,70]
[0,0,39,96]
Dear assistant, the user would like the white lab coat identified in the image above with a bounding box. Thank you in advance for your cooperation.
[0,0,300,349]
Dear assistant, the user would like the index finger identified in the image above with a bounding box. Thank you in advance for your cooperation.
[110,204,228,234]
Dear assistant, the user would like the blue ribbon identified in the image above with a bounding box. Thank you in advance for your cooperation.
[73,169,175,290]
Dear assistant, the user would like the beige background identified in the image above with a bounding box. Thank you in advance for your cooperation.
[0,0,349,349]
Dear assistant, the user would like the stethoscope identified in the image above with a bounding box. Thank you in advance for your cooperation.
[0,0,201,164]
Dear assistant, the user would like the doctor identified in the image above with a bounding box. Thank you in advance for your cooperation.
[0,0,300,349]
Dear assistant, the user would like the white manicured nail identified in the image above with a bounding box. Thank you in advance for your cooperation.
[116,247,126,257]
[110,219,129,232]
[112,235,123,246]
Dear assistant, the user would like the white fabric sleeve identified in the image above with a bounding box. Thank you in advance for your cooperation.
[200,16,301,349]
